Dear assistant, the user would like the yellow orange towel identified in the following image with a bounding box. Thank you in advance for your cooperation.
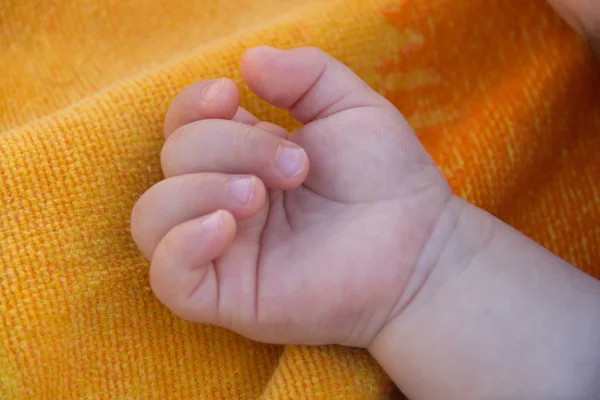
[1,0,599,398]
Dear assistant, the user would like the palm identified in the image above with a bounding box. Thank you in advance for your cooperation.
[214,111,451,346]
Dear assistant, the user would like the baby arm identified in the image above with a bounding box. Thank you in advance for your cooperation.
[133,45,600,400]
[370,195,600,400]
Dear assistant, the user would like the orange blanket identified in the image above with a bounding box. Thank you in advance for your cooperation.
[1,0,599,398]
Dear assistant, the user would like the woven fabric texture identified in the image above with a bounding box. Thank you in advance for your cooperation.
[1,0,599,398]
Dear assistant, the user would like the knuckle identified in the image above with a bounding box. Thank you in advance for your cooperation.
[159,143,174,176]
[305,46,331,69]
[177,81,211,114]
[130,182,166,255]
[240,122,260,146]
[161,121,210,176]
[303,45,327,58]
[160,125,187,175]
[129,189,153,238]
[130,200,142,242]
[236,123,267,163]
[159,227,187,262]
[131,179,169,228]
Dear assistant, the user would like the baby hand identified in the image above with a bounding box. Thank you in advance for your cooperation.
[131,46,452,347]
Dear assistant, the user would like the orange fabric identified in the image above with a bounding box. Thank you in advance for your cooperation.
[381,1,600,275]
[0,0,598,398]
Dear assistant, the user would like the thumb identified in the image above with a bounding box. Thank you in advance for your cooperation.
[240,46,396,123]
[240,46,439,203]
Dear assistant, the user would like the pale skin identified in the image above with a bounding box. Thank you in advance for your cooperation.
[131,3,600,399]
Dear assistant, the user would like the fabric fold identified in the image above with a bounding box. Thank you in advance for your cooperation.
[1,0,599,398]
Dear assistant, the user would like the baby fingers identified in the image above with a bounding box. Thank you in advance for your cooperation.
[131,173,266,260]
[161,119,309,189]
[149,210,237,324]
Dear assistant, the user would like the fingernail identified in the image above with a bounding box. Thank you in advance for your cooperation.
[226,177,255,204]
[276,146,305,177]
[202,78,225,102]
[202,211,222,231]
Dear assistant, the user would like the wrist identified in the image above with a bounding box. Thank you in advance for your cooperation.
[368,196,600,399]
[368,194,483,345]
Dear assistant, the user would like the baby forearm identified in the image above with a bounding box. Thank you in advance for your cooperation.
[369,195,600,400]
